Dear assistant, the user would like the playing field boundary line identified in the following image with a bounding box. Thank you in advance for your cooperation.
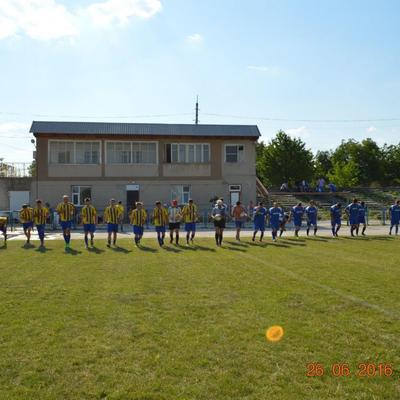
[235,251,400,321]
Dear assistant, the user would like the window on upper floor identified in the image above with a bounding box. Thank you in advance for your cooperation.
[49,141,100,164]
[106,142,157,164]
[165,143,210,163]
[225,144,244,163]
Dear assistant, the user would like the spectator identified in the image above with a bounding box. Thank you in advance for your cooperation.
[328,182,337,192]
[280,182,288,192]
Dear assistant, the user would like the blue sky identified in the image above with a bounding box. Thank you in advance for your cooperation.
[1,0,400,162]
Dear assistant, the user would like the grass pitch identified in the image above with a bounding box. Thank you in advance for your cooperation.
[0,236,399,399]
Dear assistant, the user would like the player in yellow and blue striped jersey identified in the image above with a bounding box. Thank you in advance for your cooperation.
[19,204,34,245]
[129,202,147,246]
[81,198,97,249]
[56,195,75,250]
[104,198,122,247]
[33,199,49,248]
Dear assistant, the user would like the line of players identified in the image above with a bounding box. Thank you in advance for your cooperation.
[0,196,399,249]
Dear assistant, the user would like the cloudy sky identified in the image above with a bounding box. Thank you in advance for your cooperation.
[1,0,400,162]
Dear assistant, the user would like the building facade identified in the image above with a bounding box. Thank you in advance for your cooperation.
[30,121,260,212]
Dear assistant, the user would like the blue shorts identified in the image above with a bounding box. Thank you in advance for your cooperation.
[294,220,302,228]
[36,224,45,234]
[155,226,166,233]
[331,219,341,226]
[307,220,317,227]
[133,225,144,235]
[235,220,244,228]
[391,219,400,225]
[185,222,196,232]
[270,223,280,231]
[107,223,118,233]
[60,220,72,230]
[254,221,265,231]
[23,222,33,229]
[349,217,359,225]
[84,224,96,233]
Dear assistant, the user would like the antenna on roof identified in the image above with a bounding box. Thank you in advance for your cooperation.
[195,95,199,125]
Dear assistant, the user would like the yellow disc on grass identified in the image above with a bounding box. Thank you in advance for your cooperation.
[266,325,284,342]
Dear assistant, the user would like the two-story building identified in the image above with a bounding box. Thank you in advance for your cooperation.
[30,121,260,211]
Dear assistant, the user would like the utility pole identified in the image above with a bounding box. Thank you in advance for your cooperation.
[195,95,199,124]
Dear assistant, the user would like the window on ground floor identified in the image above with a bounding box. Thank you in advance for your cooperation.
[171,185,191,204]
[72,186,92,206]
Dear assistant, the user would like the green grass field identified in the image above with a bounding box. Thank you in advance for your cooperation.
[0,237,399,399]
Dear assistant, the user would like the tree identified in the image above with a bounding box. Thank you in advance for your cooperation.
[259,131,314,187]
[382,144,400,185]
[314,150,333,179]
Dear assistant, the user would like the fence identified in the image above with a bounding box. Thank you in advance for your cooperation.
[0,162,33,178]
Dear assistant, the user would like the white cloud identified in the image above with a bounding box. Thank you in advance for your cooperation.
[0,0,78,40]
[366,126,377,133]
[83,0,162,27]
[286,126,311,139]
[247,65,281,75]
[0,0,161,40]
[186,33,203,44]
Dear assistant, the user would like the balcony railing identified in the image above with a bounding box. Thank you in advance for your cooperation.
[0,162,33,178]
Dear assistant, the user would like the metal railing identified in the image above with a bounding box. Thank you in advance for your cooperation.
[0,162,33,177]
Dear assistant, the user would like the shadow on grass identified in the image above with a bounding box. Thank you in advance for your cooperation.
[341,235,394,241]
[247,241,268,248]
[270,242,290,248]
[279,239,306,247]
[111,246,131,254]
[65,248,82,255]
[192,244,216,252]
[163,246,182,253]
[88,246,105,254]
[305,236,329,242]
[21,243,36,250]
[0,243,7,250]
[35,246,53,253]
[222,245,247,252]
[137,245,158,253]
[225,241,250,247]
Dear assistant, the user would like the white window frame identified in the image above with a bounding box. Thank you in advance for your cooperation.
[48,140,102,165]
[224,144,245,163]
[105,141,158,165]
[171,185,191,204]
[167,143,210,163]
[71,185,92,206]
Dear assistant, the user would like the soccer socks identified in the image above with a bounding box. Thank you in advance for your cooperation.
[335,225,341,236]
[215,232,219,245]
[260,231,264,241]
[176,233,179,245]
[186,233,190,244]
[219,233,223,245]
[314,227,318,236]
[306,228,310,236]
[331,226,335,236]
[252,231,256,241]
[350,226,354,237]
[396,225,399,234]
[84,235,88,247]
[362,226,366,235]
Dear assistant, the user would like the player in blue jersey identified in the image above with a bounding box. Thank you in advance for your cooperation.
[252,202,267,242]
[330,202,342,237]
[305,200,318,236]
[269,202,283,241]
[358,201,367,235]
[389,200,400,235]
[345,198,360,237]
[291,202,305,237]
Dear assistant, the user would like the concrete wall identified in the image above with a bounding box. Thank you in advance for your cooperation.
[34,178,256,212]
[0,177,32,210]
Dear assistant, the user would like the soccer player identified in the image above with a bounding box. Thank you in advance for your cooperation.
[152,201,169,247]
[19,204,34,245]
[389,199,400,235]
[0,216,7,245]
[81,198,97,249]
[168,200,182,245]
[345,198,360,237]
[231,201,247,241]
[182,199,198,245]
[117,201,125,232]
[269,202,283,241]
[291,202,305,237]
[305,200,318,236]
[330,202,342,237]
[33,199,49,248]
[252,201,267,242]
[130,202,147,246]
[104,199,121,247]
[56,195,75,250]
[212,199,227,246]
[279,212,290,237]
[358,201,367,235]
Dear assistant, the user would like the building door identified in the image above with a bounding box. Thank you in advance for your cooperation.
[126,184,140,213]
[229,184,241,208]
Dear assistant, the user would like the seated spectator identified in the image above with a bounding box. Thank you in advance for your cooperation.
[328,182,337,192]
[280,182,288,192]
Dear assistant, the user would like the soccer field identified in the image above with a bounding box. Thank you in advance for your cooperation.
[0,237,399,399]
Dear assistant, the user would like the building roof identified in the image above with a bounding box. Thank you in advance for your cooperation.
[30,121,260,138]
